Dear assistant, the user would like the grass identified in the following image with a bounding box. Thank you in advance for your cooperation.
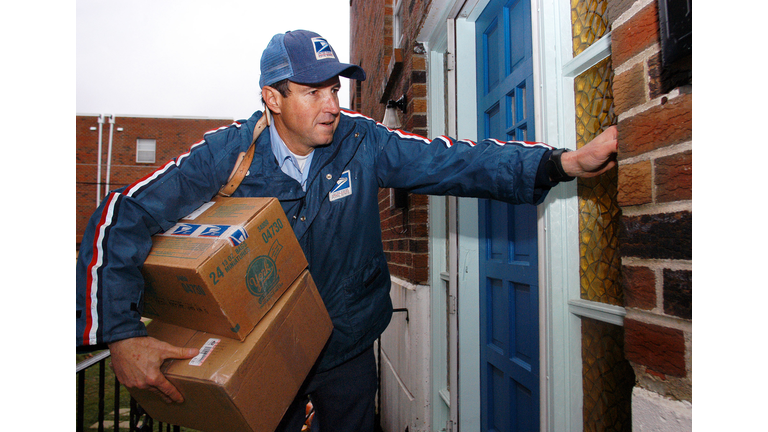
[76,351,200,431]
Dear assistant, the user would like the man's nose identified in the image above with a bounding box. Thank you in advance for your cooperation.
[323,91,340,114]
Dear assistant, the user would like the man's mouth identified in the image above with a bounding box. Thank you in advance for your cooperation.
[318,119,336,128]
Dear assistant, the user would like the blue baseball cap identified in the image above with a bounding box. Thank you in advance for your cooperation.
[259,30,366,88]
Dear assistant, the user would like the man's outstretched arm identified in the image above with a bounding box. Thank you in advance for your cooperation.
[561,126,618,179]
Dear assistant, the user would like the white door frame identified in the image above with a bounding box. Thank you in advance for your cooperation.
[419,0,603,430]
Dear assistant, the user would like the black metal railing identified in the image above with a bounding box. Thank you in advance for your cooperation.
[76,350,181,432]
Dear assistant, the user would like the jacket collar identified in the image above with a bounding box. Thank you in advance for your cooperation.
[246,110,364,240]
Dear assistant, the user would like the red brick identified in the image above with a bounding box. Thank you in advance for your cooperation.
[618,160,652,206]
[621,266,656,310]
[655,150,692,203]
[411,267,429,284]
[388,251,408,266]
[617,93,692,160]
[383,238,408,253]
[410,194,429,206]
[409,209,429,234]
[411,239,429,254]
[388,262,408,280]
[624,318,686,377]
[611,2,659,67]
[351,0,432,286]
[76,115,232,247]
[412,253,429,270]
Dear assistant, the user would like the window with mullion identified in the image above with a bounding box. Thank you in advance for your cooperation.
[568,1,633,431]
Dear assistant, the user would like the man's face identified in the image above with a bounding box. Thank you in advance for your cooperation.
[269,77,341,155]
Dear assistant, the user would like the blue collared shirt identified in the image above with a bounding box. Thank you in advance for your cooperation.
[269,124,314,191]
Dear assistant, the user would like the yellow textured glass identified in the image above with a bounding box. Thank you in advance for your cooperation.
[581,318,634,432]
[571,0,610,56]
[575,56,621,305]
[572,3,631,430]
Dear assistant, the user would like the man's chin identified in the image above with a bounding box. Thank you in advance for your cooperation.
[309,137,333,150]
[316,131,336,146]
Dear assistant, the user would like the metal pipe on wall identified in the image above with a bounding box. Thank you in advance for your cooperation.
[96,114,104,207]
[104,115,115,198]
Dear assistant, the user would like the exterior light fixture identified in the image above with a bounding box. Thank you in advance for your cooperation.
[382,95,407,129]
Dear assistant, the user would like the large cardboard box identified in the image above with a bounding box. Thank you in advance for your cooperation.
[141,197,308,340]
[130,270,332,432]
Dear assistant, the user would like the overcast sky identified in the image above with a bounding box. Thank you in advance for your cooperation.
[76,0,353,120]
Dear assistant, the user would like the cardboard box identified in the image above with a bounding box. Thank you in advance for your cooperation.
[130,270,332,432]
[141,197,308,340]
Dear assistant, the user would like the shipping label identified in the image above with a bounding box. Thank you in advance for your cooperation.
[189,338,221,366]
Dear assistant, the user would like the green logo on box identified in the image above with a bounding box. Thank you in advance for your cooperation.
[245,255,279,304]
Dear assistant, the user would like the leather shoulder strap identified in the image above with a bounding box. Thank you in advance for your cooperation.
[218,113,270,197]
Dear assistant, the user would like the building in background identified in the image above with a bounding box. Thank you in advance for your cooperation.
[76,115,234,248]
[349,0,691,431]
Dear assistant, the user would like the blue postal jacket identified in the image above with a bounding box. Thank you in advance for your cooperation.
[76,109,554,372]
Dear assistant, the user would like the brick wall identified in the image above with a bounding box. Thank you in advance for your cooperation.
[76,115,234,247]
[608,0,692,401]
[350,0,432,284]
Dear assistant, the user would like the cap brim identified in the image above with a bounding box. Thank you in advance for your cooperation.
[290,63,366,85]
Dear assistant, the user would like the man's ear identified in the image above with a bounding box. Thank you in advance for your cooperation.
[262,86,282,114]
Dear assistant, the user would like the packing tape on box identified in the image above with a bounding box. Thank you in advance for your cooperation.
[159,223,249,246]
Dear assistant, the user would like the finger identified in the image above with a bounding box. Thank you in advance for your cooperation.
[155,379,185,404]
[154,340,199,361]
[589,126,617,147]
[603,126,618,151]
[165,346,200,360]
[180,347,200,359]
[145,369,186,404]
[149,385,176,404]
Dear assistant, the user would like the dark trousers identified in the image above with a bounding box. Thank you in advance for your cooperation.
[275,345,377,432]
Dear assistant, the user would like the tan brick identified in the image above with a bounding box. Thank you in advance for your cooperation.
[412,55,426,70]
[412,83,427,98]
[613,62,647,115]
[412,97,427,114]
[618,160,652,206]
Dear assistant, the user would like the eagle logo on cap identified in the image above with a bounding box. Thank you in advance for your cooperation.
[311,37,335,60]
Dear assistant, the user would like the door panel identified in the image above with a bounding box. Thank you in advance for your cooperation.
[476,0,539,430]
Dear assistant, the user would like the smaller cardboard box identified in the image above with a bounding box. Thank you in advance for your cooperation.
[130,270,332,432]
[141,197,308,340]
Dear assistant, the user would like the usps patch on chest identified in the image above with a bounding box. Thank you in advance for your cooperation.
[329,170,353,202]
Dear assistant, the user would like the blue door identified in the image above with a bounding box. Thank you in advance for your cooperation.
[476,0,539,431]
